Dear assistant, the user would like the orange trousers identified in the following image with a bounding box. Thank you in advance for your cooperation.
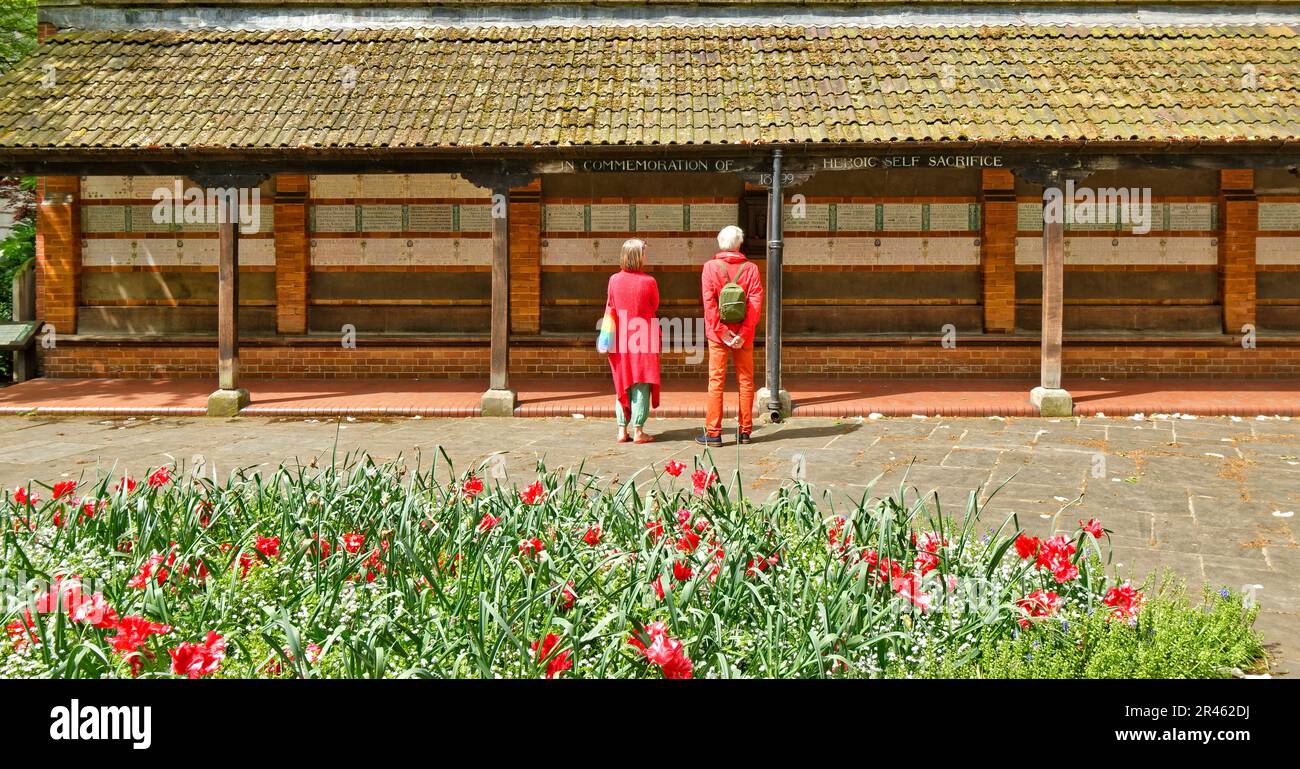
[705,338,755,437]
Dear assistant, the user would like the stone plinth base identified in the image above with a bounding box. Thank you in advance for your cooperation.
[480,388,517,416]
[1029,386,1073,417]
[207,388,250,417]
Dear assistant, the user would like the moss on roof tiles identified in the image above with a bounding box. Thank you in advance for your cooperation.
[0,24,1297,150]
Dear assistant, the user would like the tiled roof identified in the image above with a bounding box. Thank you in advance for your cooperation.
[1,25,1298,150]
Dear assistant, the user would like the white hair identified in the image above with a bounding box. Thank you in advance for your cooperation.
[716,225,745,252]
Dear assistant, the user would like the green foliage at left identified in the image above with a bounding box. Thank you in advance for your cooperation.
[0,0,36,71]
[0,1,37,382]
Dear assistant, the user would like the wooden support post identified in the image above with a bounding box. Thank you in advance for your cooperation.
[481,183,516,416]
[207,206,249,416]
[1030,172,1072,417]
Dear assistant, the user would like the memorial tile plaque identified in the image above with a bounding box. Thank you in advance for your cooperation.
[789,237,834,264]
[1017,203,1043,231]
[408,204,454,231]
[82,239,133,267]
[835,204,877,232]
[310,175,359,199]
[407,175,440,199]
[927,203,976,231]
[241,238,276,266]
[459,238,493,265]
[246,205,275,236]
[1115,203,1163,233]
[129,176,178,200]
[590,205,632,232]
[687,204,738,232]
[634,204,685,232]
[834,237,876,264]
[586,239,623,266]
[877,237,924,263]
[360,205,404,233]
[677,237,711,264]
[544,205,587,232]
[361,238,406,265]
[1064,237,1110,264]
[83,206,127,233]
[541,238,595,265]
[1171,237,1218,265]
[359,174,404,199]
[1166,203,1215,231]
[1120,237,1163,264]
[782,239,813,265]
[1259,203,1300,231]
[1014,237,1040,265]
[1067,208,1119,231]
[784,204,831,232]
[1256,236,1300,264]
[457,204,494,232]
[178,216,218,233]
[406,239,443,265]
[882,204,923,232]
[928,239,980,265]
[1121,202,1166,232]
[178,238,217,266]
[409,174,488,199]
[311,239,361,266]
[81,176,130,200]
[312,205,358,233]
[127,205,173,233]
[135,239,179,267]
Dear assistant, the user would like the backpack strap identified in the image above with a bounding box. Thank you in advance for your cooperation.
[725,262,742,283]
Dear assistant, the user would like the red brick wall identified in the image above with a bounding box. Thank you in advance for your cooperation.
[35,177,81,335]
[509,181,542,334]
[981,169,1017,333]
[1219,169,1257,333]
[40,342,1300,379]
[274,174,309,334]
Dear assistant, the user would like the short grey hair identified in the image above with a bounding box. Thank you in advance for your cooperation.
[716,225,744,251]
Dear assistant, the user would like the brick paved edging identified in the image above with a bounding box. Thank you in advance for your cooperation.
[5,403,1297,419]
[4,377,1299,419]
[0,406,208,416]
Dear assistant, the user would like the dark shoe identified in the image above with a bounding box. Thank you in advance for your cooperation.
[738,432,753,445]
[695,434,723,447]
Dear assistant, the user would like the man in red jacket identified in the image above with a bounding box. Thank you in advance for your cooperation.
[697,225,764,446]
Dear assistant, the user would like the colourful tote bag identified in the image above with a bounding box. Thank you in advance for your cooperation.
[596,299,616,353]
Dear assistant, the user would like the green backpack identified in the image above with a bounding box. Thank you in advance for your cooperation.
[718,264,749,324]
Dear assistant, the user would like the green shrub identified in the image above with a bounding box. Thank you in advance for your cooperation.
[922,579,1263,679]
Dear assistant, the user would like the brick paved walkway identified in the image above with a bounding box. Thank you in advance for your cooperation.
[2,377,1300,417]
[0,412,1296,676]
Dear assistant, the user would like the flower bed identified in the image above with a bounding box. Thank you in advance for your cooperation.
[1,455,1264,679]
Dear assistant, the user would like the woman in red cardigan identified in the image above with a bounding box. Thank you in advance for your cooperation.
[603,239,661,444]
